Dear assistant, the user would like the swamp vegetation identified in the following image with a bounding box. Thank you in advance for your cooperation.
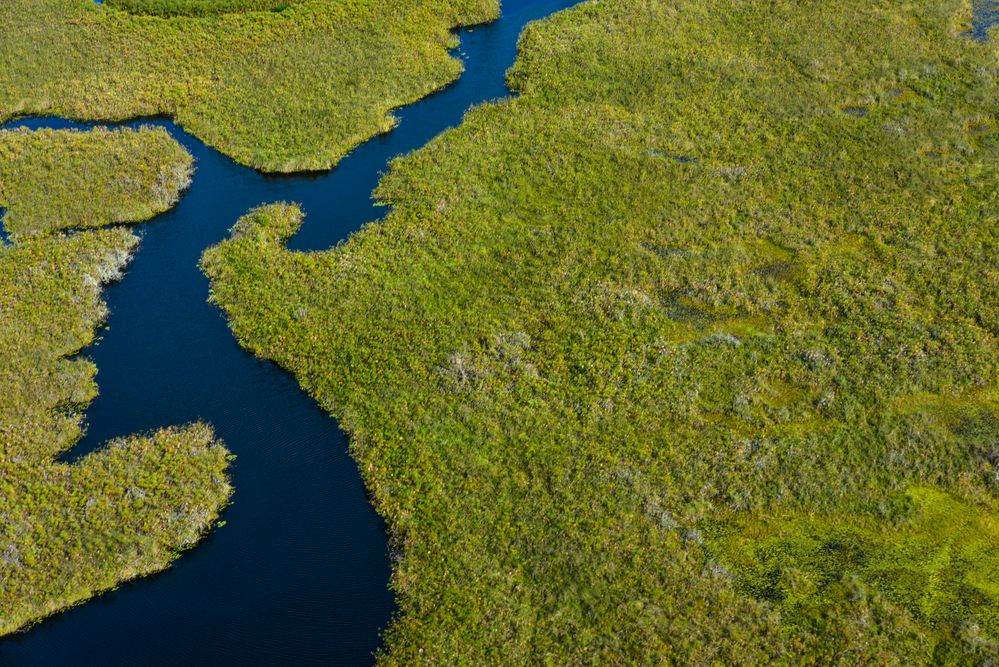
[0,0,498,171]
[102,0,307,17]
[204,0,999,662]
[0,127,231,635]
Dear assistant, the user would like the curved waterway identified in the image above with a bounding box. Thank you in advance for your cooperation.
[0,0,578,663]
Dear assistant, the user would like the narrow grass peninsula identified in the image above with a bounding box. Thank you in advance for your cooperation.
[204,0,999,662]
[0,0,498,172]
[0,127,231,635]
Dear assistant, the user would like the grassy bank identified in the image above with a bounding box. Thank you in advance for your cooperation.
[0,126,192,237]
[0,0,498,172]
[204,0,999,662]
[0,127,231,636]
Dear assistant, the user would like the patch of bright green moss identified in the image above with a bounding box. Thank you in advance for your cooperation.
[709,487,999,648]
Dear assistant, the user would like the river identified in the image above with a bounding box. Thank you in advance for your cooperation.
[0,0,579,663]
[3,0,997,663]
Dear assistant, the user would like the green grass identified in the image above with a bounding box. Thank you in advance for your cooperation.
[0,126,193,237]
[105,0,304,17]
[0,127,231,636]
[203,0,999,662]
[0,0,498,172]
[708,486,999,653]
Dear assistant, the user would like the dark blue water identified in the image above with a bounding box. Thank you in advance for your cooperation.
[0,1,576,663]
[970,0,999,40]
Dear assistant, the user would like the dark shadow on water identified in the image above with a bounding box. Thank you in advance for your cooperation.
[0,0,579,664]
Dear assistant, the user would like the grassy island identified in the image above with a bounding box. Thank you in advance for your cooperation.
[0,127,231,636]
[0,0,498,172]
[204,0,999,662]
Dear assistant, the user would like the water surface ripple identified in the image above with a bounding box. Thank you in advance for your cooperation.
[0,1,577,663]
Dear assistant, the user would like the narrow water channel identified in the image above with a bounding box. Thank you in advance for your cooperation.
[0,1,578,663]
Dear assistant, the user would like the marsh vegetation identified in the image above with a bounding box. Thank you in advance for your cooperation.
[204,0,999,662]
[104,0,304,17]
[0,127,231,635]
[0,0,498,171]
[0,127,192,237]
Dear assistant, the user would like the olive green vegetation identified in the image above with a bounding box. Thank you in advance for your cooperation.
[709,486,999,645]
[204,0,999,662]
[105,0,303,18]
[0,0,498,172]
[0,127,231,635]
[0,127,193,237]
